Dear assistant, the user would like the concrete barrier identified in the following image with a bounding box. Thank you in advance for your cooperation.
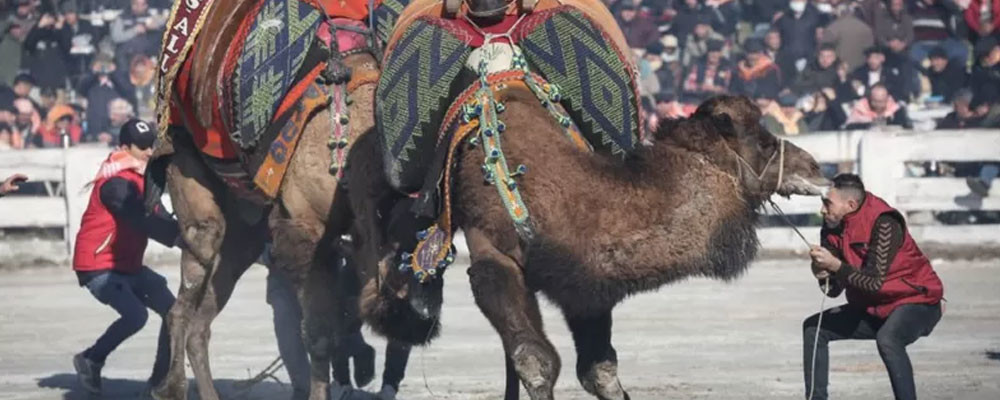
[2,129,998,263]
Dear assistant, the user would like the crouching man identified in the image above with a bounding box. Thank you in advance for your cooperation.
[72,119,181,395]
[804,174,944,400]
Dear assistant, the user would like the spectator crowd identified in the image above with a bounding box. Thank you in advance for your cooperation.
[3,0,1000,152]
[1,0,164,150]
[612,0,1000,135]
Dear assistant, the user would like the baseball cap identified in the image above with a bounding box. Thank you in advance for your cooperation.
[119,119,156,149]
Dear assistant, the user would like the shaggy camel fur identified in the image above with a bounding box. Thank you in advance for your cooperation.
[342,94,827,400]
[150,39,412,399]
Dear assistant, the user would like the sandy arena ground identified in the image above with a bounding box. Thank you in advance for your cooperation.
[1,258,997,400]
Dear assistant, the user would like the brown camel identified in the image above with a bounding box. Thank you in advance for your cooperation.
[342,94,828,400]
[145,5,410,396]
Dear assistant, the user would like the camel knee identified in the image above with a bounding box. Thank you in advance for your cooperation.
[182,220,224,265]
[578,360,627,400]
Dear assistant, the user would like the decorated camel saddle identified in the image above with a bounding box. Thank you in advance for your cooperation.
[377,0,641,193]
[153,0,410,203]
[375,0,642,280]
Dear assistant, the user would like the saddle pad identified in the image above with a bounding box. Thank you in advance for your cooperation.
[226,0,323,149]
[372,0,412,46]
[513,6,640,156]
[376,17,473,192]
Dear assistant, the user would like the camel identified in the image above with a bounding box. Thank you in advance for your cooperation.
[144,3,415,399]
[341,94,829,400]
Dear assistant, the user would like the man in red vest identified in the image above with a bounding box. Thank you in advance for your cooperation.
[805,174,944,400]
[71,119,181,396]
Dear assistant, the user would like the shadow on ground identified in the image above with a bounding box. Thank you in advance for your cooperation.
[987,351,1000,362]
[37,373,291,400]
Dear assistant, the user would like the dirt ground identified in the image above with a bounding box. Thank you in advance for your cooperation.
[1,258,997,400]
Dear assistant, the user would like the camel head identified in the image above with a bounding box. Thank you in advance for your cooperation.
[673,95,829,199]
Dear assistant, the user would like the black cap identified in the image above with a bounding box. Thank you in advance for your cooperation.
[928,47,947,60]
[119,119,156,149]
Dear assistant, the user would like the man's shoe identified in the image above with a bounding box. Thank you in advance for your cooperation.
[967,177,991,197]
[73,352,103,395]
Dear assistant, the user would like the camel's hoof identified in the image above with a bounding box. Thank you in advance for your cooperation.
[150,381,187,400]
[352,343,376,387]
[512,343,556,400]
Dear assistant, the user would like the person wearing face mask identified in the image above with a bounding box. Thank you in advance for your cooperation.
[776,0,832,82]
[804,173,944,400]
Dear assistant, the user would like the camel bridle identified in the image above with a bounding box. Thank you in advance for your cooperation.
[733,137,786,195]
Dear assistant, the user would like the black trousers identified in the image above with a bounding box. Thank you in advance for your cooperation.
[803,303,942,400]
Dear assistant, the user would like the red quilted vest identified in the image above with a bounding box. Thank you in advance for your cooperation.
[72,155,149,274]
[823,192,944,319]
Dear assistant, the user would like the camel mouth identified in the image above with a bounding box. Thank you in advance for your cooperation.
[777,175,829,197]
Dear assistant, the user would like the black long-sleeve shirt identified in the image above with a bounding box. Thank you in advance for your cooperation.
[76,177,179,285]
[819,214,905,298]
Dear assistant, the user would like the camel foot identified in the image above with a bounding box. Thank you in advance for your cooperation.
[580,360,628,400]
[151,379,188,400]
[352,343,376,387]
[511,342,556,400]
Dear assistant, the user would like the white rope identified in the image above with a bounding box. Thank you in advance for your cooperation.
[767,199,829,400]
[808,277,830,400]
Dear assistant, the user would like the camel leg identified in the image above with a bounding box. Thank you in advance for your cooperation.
[566,312,630,400]
[504,351,520,400]
[153,137,226,400]
[269,217,343,400]
[376,340,412,398]
[186,207,266,400]
[465,228,559,400]
[332,258,376,388]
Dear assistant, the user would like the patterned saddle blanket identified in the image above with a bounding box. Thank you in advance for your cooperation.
[158,0,393,204]
[376,0,642,193]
